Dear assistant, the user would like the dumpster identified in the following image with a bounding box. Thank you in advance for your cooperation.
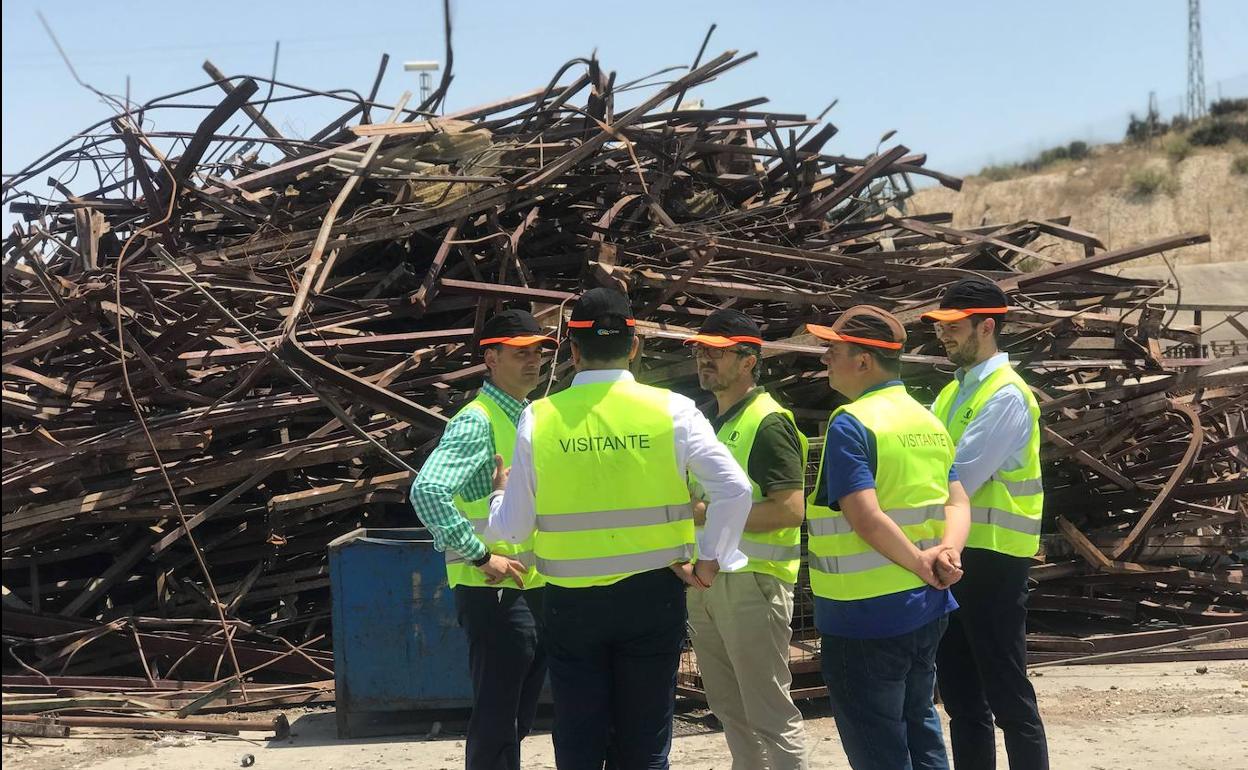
[329,528,471,737]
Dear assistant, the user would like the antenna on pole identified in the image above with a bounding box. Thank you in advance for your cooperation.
[403,60,440,106]
[1186,0,1207,120]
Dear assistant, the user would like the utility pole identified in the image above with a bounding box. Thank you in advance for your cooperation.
[1186,0,1207,120]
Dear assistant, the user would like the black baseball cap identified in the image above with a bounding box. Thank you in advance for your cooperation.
[479,309,557,348]
[807,305,906,357]
[567,288,636,336]
[684,309,763,349]
[921,278,1010,322]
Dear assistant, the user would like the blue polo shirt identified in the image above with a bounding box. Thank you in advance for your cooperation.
[814,380,959,640]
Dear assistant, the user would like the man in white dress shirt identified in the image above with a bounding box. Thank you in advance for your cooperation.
[924,278,1049,770]
[487,288,752,770]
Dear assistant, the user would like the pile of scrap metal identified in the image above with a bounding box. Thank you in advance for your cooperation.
[2,38,1244,710]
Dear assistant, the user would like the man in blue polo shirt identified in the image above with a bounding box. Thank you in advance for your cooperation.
[805,305,971,770]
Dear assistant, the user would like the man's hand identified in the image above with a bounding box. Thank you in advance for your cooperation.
[916,546,962,590]
[693,559,719,589]
[491,454,510,494]
[934,548,963,587]
[690,500,707,527]
[670,561,705,590]
[479,552,526,588]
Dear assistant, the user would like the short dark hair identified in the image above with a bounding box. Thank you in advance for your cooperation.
[848,342,902,377]
[481,343,502,373]
[571,329,634,362]
[970,314,1003,344]
[733,345,762,383]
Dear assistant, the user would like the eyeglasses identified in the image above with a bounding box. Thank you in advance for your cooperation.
[692,345,753,361]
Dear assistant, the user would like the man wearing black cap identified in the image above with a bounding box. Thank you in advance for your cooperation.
[923,279,1049,770]
[409,309,555,770]
[486,288,752,770]
[683,309,809,770]
[805,305,970,770]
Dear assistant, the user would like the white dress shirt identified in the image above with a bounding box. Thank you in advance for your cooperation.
[939,352,1034,496]
[487,369,752,570]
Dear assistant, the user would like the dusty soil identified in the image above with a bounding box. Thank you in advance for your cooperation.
[909,142,1248,268]
[5,661,1247,770]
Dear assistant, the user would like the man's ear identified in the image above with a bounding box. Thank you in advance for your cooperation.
[980,316,997,340]
[626,335,641,361]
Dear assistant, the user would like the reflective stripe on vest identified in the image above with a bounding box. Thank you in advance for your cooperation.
[697,390,808,583]
[538,544,692,579]
[445,393,544,589]
[531,379,692,588]
[932,362,1044,557]
[806,384,954,601]
[535,504,692,532]
[809,538,943,574]
[806,505,946,536]
[971,506,1043,535]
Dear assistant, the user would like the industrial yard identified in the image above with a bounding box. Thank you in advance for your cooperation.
[2,1,1244,766]
[6,662,1247,769]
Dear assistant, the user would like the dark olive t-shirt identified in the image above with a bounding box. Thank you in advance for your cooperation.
[706,387,805,495]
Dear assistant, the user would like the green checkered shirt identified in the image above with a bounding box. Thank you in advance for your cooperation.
[409,381,527,562]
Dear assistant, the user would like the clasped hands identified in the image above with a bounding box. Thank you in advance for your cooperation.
[917,545,963,590]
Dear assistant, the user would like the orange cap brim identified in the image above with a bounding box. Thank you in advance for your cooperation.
[479,334,557,347]
[682,334,763,348]
[805,323,903,350]
[920,306,1009,322]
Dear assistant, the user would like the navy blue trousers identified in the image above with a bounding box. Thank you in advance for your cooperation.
[456,585,547,770]
[543,568,686,770]
[936,547,1048,770]
[822,616,951,770]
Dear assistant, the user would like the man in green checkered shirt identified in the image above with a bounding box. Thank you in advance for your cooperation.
[409,309,555,770]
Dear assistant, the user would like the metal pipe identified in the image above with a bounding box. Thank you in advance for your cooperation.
[1,713,289,738]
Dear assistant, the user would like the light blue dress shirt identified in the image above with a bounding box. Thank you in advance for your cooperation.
[938,352,1034,497]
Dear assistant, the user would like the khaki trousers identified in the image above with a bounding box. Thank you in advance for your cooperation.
[688,571,808,770]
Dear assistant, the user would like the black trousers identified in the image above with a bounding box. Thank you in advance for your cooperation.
[936,547,1048,770]
[543,568,686,770]
[455,585,547,770]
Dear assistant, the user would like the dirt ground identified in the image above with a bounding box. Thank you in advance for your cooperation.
[5,660,1247,770]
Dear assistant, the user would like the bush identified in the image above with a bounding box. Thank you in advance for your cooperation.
[1126,167,1178,199]
[1232,155,1248,175]
[1162,134,1192,163]
[1209,98,1248,117]
[979,164,1018,182]
[1028,140,1091,170]
[978,140,1093,179]
[1189,119,1248,147]
[1126,108,1166,142]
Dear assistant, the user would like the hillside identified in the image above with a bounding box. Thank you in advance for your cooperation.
[910,139,1248,268]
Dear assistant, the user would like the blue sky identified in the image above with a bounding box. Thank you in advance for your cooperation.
[3,0,1246,190]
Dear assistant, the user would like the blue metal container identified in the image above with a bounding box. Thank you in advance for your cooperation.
[329,527,471,737]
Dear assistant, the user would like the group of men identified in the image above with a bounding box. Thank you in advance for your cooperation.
[410,277,1049,770]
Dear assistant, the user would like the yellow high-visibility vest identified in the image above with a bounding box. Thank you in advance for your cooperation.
[806,384,954,600]
[701,391,807,584]
[530,379,693,588]
[932,363,1043,557]
[446,393,543,589]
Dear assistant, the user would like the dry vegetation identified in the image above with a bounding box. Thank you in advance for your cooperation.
[911,140,1247,266]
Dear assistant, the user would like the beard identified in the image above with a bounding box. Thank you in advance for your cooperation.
[946,335,980,368]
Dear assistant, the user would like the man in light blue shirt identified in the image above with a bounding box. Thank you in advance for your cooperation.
[924,278,1049,770]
